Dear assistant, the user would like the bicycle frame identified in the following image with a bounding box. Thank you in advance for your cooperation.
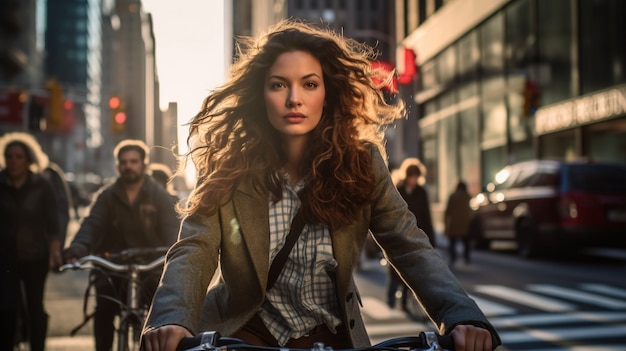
[59,247,168,351]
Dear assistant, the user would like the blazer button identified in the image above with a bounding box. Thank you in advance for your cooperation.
[346,292,353,302]
[349,319,355,329]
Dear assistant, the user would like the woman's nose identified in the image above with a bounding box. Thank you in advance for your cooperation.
[287,89,302,107]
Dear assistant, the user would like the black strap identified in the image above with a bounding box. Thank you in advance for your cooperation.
[266,210,306,290]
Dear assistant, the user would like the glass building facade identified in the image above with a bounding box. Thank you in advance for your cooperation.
[411,0,626,205]
[45,0,103,172]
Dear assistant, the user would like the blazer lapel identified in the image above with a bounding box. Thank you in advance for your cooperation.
[232,177,271,289]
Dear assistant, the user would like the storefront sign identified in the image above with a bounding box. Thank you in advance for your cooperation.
[535,86,626,135]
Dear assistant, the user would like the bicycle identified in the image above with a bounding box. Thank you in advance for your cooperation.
[59,246,170,351]
[176,331,455,351]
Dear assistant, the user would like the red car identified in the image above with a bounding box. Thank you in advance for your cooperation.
[469,160,626,257]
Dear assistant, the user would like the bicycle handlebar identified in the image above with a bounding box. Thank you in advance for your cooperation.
[176,331,454,351]
[59,247,169,273]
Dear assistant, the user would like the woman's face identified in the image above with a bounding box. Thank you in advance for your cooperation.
[264,50,326,139]
[4,144,31,179]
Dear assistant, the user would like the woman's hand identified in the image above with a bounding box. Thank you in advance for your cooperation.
[143,325,192,351]
[450,324,494,351]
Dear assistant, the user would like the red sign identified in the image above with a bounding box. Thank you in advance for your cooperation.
[398,48,417,85]
[0,90,26,125]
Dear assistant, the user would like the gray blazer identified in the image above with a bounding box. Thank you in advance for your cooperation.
[144,146,500,348]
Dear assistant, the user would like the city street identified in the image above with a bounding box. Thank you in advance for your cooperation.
[356,242,626,351]
[41,216,626,350]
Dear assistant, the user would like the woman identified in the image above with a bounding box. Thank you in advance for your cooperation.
[0,132,63,351]
[142,20,501,351]
[445,181,474,267]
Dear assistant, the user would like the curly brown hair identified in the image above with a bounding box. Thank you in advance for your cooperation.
[178,19,405,229]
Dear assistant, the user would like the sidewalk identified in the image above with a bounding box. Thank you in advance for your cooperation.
[45,269,94,351]
[41,216,95,351]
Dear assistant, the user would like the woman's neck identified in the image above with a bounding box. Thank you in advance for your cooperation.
[282,135,308,186]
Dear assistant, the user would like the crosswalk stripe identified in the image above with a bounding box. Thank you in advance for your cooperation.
[498,324,626,344]
[528,284,626,309]
[489,311,626,328]
[468,294,517,316]
[580,283,626,299]
[475,285,576,312]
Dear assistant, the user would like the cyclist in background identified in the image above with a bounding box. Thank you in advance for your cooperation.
[142,20,500,351]
[64,139,179,351]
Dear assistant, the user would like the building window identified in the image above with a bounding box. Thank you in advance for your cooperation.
[537,0,572,104]
[421,60,438,91]
[505,0,533,74]
[438,45,457,87]
[480,12,505,75]
[481,77,507,148]
[458,83,481,195]
[418,0,426,25]
[579,0,626,95]
[457,30,479,81]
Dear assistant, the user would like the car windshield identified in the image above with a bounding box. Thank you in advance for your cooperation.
[564,164,626,192]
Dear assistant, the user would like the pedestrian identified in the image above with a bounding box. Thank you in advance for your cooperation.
[141,19,500,351]
[149,162,179,202]
[63,139,180,351]
[395,159,435,246]
[42,161,73,247]
[445,181,474,267]
[0,132,63,351]
[386,159,433,312]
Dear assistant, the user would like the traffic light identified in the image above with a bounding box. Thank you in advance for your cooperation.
[109,96,126,133]
[45,79,64,128]
[522,78,540,118]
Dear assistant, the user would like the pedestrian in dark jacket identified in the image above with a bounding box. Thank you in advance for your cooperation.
[0,132,62,351]
[396,161,435,246]
[445,181,473,267]
[387,159,435,310]
[63,139,179,351]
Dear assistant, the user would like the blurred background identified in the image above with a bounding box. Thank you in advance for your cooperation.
[1,0,625,226]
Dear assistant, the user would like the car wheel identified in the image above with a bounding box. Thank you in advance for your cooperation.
[516,218,538,258]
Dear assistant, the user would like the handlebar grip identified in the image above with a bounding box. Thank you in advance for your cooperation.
[420,331,455,350]
[176,331,221,351]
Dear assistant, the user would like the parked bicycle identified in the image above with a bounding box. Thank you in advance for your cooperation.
[59,246,170,351]
[176,331,455,351]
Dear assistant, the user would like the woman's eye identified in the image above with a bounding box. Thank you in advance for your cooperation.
[269,82,285,89]
[305,82,318,89]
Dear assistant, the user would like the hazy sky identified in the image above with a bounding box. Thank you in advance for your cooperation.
[141,0,227,152]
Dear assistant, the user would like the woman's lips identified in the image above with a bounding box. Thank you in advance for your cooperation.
[284,112,305,122]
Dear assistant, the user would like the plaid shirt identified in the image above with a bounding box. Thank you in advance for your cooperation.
[258,175,341,346]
